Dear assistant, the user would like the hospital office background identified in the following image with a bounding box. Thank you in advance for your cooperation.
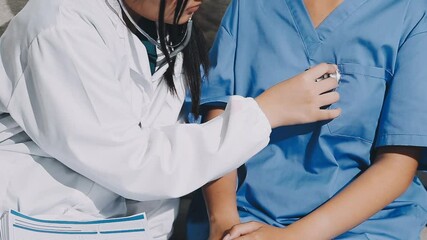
[0,0,426,239]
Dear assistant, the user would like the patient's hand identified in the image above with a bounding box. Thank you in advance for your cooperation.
[222,221,285,240]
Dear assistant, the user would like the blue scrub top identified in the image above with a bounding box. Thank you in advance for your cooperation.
[196,0,427,238]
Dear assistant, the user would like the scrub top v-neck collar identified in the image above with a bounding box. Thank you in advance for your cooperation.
[285,0,368,57]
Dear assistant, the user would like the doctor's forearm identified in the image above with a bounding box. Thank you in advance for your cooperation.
[282,147,419,239]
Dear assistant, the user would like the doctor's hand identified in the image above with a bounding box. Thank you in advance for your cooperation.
[255,63,341,128]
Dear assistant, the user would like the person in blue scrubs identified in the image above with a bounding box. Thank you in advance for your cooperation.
[187,0,427,239]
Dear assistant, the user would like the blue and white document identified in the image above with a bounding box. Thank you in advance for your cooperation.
[0,210,152,240]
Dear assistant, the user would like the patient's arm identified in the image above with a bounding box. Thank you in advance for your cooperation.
[202,107,240,240]
[224,147,420,240]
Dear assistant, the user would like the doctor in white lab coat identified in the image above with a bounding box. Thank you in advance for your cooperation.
[0,0,341,238]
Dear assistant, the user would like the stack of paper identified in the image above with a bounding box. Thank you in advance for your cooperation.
[0,210,152,240]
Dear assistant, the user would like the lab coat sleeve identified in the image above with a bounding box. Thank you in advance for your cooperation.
[6,18,271,200]
[375,30,427,170]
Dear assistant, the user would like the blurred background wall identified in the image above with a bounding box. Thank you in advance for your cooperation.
[0,0,28,34]
[193,0,230,47]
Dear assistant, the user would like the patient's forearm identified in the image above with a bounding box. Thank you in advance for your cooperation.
[204,171,240,232]
[283,147,419,239]
[202,108,240,239]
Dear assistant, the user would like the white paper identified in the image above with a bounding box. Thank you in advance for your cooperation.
[0,210,152,240]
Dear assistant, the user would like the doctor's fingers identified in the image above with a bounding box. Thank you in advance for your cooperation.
[317,90,340,107]
[315,77,339,94]
[223,222,263,240]
[303,63,338,81]
[316,107,342,121]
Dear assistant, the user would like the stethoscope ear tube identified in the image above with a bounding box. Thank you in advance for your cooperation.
[117,0,193,69]
[156,18,193,69]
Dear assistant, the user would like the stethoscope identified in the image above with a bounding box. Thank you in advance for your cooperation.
[315,70,341,83]
[117,0,193,69]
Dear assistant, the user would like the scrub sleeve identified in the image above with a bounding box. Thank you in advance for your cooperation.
[199,0,238,106]
[375,32,427,170]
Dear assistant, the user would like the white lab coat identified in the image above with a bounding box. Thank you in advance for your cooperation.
[0,0,271,238]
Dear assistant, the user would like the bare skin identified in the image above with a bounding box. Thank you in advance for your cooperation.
[204,64,343,239]
[203,64,341,128]
[223,147,419,240]
[205,1,421,239]
[122,1,342,128]
[222,147,422,240]
[304,0,343,28]
[254,63,341,128]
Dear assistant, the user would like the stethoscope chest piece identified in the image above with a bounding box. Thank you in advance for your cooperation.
[315,69,341,83]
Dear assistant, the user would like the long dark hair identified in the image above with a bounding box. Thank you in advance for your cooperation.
[158,0,209,117]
